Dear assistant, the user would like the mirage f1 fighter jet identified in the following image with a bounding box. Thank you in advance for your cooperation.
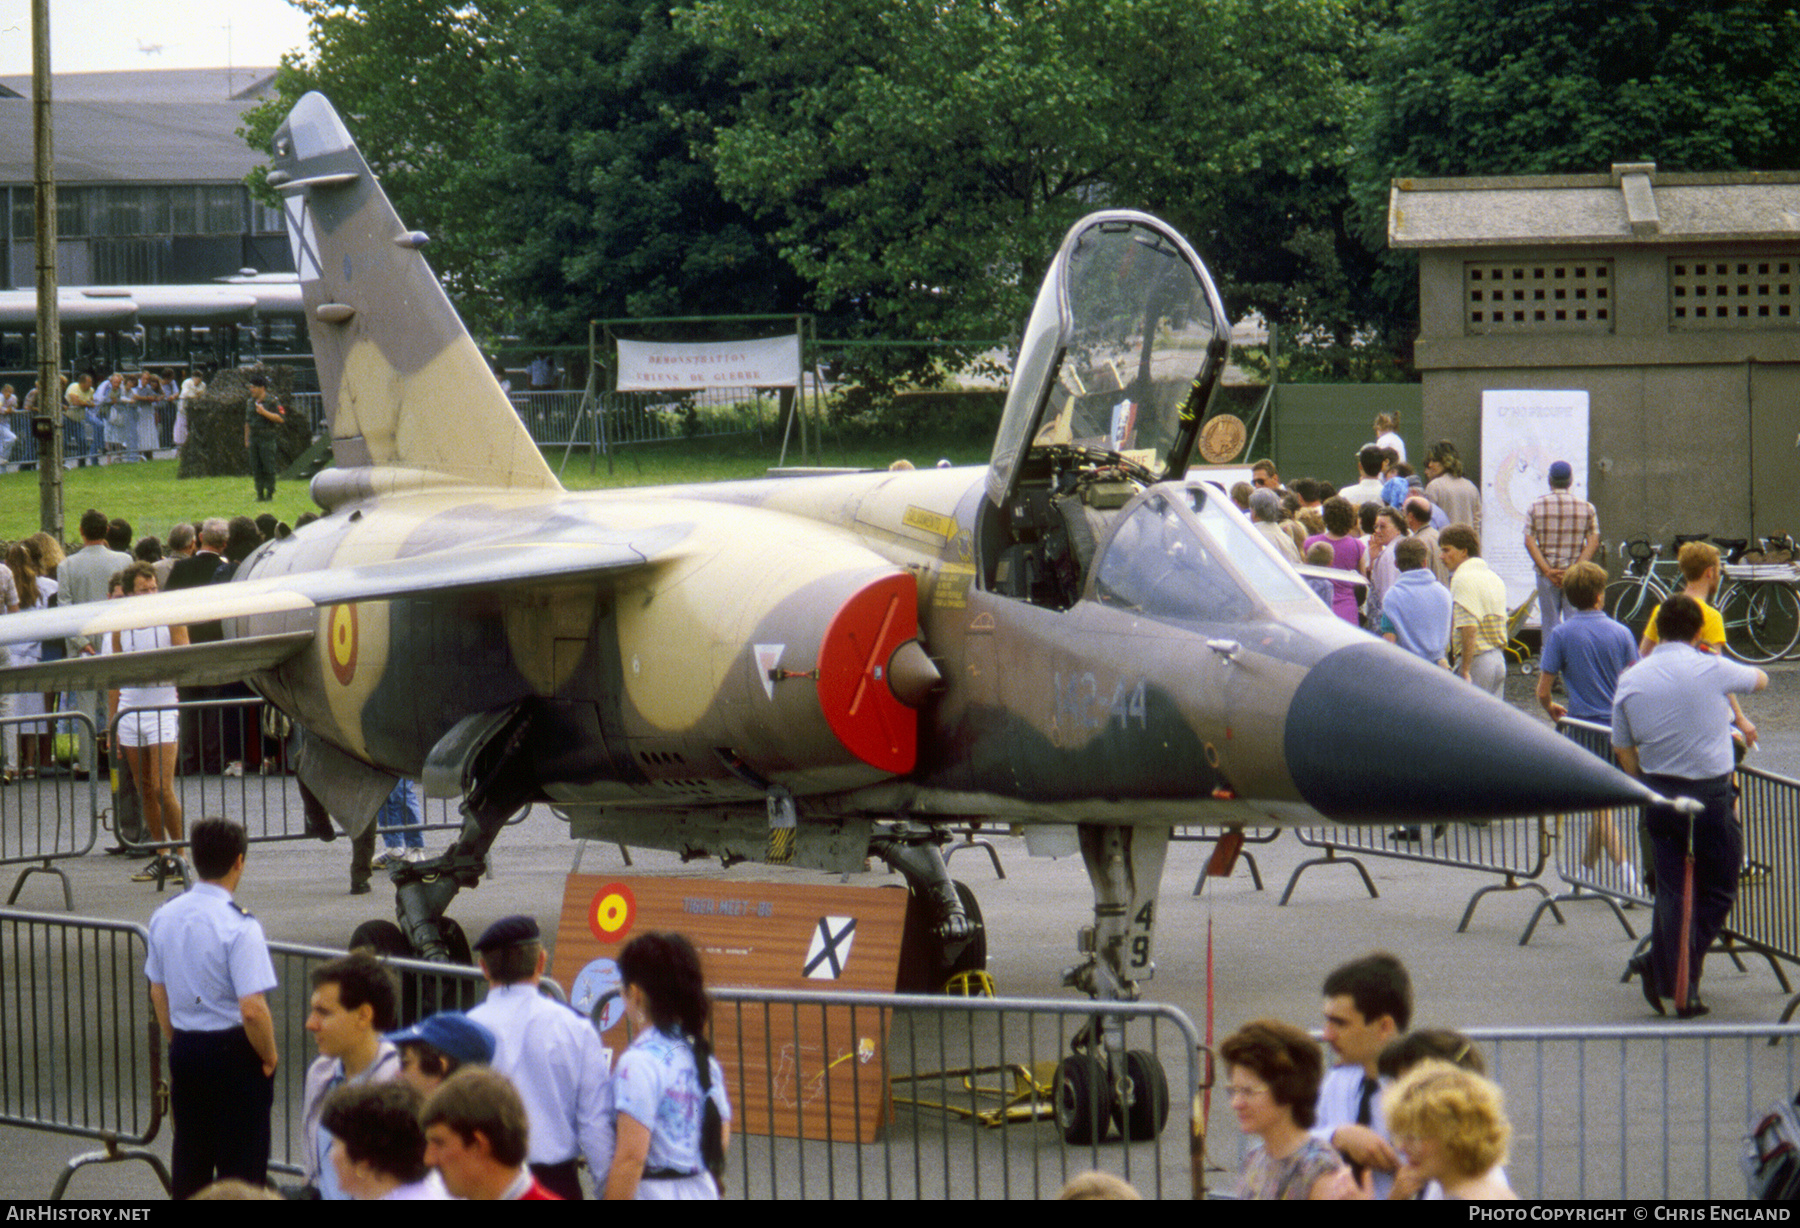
[0,93,1661,1141]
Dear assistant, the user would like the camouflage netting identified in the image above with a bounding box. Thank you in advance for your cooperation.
[178,366,313,479]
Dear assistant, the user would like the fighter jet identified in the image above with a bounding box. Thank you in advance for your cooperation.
[0,93,1661,1141]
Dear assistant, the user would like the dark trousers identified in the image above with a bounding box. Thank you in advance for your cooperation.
[169,1027,273,1199]
[531,1159,585,1200]
[1643,773,1741,1005]
[250,433,281,499]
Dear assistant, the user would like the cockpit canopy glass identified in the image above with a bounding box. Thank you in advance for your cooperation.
[987,213,1227,510]
[1093,484,1313,625]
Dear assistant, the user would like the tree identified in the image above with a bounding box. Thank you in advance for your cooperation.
[679,0,1392,368]
[240,0,806,343]
[238,0,518,328]
[1352,0,1800,333]
[460,0,810,343]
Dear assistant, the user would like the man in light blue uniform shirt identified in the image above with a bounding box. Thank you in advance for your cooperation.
[1612,594,1767,1018]
[145,818,279,1198]
[468,915,613,1199]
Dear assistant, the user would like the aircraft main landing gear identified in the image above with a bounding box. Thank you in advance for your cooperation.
[873,823,990,992]
[1055,823,1174,1142]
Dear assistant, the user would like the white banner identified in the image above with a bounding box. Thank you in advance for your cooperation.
[1479,389,1591,625]
[615,334,801,391]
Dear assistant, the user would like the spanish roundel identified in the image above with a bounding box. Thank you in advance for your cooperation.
[589,882,636,943]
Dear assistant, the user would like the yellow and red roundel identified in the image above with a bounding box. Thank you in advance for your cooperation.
[329,604,358,686]
[589,883,636,944]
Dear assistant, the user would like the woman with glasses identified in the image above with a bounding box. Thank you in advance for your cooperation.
[1219,1019,1351,1200]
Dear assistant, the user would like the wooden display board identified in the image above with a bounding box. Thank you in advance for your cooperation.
[553,875,908,1144]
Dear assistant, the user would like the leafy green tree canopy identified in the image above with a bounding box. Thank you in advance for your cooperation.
[241,0,805,344]
[1359,0,1800,183]
[679,0,1386,354]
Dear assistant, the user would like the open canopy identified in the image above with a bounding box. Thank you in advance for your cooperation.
[987,212,1229,510]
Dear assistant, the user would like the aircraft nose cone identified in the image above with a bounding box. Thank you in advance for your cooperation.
[1283,642,1655,822]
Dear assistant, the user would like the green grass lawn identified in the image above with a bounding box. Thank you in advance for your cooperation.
[0,428,997,544]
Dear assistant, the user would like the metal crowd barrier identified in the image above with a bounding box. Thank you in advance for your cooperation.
[1453,1023,1800,1200]
[711,987,1202,1200]
[507,387,769,452]
[6,912,1800,1200]
[1524,718,1654,944]
[263,946,1205,1198]
[0,910,168,1198]
[1532,719,1797,1013]
[0,712,102,910]
[1284,816,1555,930]
[1217,1023,1800,1200]
[1734,766,1800,1020]
[1175,825,1281,894]
[106,699,470,862]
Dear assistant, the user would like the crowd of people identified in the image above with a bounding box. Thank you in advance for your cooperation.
[1221,952,1519,1201]
[0,507,316,885]
[7,367,208,470]
[1246,417,1768,1022]
[147,823,729,1202]
[1240,426,1524,699]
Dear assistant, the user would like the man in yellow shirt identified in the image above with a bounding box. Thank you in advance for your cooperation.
[1441,523,1509,697]
[1639,540,1754,747]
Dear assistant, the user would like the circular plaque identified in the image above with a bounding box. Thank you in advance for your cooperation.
[1198,414,1247,464]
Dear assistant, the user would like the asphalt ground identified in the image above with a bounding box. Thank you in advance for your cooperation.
[1,658,1797,1199]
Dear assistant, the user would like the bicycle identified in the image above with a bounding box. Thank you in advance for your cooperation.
[1602,539,1676,641]
[1717,534,1800,663]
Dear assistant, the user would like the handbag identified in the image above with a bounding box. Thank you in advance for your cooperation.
[1743,1095,1800,1199]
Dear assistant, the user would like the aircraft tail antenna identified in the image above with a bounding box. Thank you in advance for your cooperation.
[265,93,559,492]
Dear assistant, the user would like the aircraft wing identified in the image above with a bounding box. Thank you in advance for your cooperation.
[0,633,313,694]
[0,534,673,652]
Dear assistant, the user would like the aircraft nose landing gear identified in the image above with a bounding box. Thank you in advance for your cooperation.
[1053,823,1174,1142]
[1053,1027,1171,1144]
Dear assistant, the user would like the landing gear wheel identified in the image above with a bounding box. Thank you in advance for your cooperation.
[1113,1049,1170,1141]
[896,880,988,992]
[349,919,410,956]
[1054,1054,1114,1145]
[437,916,473,965]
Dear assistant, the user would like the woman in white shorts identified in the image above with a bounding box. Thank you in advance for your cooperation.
[108,562,187,883]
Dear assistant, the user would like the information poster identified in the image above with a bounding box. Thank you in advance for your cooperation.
[1479,389,1591,626]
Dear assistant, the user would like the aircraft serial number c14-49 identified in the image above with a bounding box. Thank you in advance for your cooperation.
[0,93,1661,1143]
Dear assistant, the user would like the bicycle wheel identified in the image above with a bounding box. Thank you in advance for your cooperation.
[1723,581,1800,663]
[1603,578,1665,641]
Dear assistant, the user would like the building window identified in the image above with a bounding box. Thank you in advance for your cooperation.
[1669,259,1796,328]
[1464,261,1613,334]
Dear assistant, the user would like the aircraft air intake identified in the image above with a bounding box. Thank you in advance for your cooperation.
[815,573,926,774]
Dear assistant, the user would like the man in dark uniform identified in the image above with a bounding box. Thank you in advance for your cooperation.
[244,374,286,503]
[145,818,279,1197]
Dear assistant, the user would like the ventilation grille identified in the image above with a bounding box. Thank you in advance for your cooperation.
[1465,261,1613,333]
[1670,259,1796,328]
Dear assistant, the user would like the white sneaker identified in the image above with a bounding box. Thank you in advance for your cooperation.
[223,761,244,777]
[404,847,427,862]
[372,849,400,869]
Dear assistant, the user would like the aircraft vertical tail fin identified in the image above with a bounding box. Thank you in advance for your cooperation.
[269,93,559,492]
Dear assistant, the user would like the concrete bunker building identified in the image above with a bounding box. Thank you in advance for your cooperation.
[1391,163,1800,553]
